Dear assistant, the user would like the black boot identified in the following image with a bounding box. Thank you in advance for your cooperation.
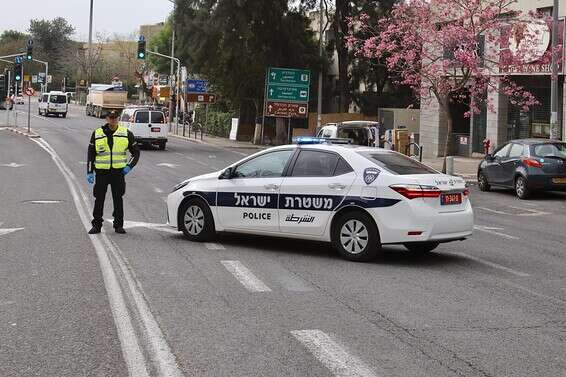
[88,227,101,234]
[114,227,126,234]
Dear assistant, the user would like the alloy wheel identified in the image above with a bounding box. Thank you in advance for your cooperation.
[184,205,205,235]
[339,219,369,254]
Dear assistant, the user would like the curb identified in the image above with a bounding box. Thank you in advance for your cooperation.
[1,126,41,138]
[169,133,266,150]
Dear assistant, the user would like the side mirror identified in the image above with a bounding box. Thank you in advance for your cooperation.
[485,154,494,161]
[219,167,233,179]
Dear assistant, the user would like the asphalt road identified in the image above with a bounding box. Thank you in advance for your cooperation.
[1,102,566,377]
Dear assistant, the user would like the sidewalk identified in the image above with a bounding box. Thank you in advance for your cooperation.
[421,156,481,181]
[169,127,266,150]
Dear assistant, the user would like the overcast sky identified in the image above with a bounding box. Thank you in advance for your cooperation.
[1,0,172,41]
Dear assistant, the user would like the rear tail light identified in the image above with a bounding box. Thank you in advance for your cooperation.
[522,158,543,168]
[463,188,470,196]
[389,184,441,199]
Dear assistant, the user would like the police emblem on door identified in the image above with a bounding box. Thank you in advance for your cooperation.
[363,167,380,185]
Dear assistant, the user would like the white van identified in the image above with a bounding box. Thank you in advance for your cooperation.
[38,91,68,117]
[119,107,168,150]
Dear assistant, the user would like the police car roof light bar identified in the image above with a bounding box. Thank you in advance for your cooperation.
[293,137,353,145]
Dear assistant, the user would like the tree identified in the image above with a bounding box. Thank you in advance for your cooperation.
[29,17,75,80]
[0,30,30,72]
[148,19,173,74]
[348,0,546,170]
[173,0,320,132]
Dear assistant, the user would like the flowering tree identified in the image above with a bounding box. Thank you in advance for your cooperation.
[347,0,558,170]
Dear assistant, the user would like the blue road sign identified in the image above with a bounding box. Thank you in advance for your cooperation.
[186,79,208,93]
[15,56,23,64]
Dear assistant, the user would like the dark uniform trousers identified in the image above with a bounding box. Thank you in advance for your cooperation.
[92,169,126,229]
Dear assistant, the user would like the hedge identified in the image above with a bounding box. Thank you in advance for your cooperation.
[194,107,234,138]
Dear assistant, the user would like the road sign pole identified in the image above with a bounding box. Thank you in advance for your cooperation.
[261,68,267,145]
[287,117,291,144]
[27,94,31,133]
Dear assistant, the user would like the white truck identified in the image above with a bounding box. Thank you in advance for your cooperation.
[86,84,127,118]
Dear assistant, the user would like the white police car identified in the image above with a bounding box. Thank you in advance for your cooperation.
[166,138,473,261]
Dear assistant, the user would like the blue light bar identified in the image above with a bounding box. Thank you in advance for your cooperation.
[293,137,326,145]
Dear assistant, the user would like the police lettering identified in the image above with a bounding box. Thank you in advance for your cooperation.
[243,212,272,220]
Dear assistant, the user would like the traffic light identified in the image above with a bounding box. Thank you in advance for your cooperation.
[14,62,22,82]
[26,42,33,61]
[137,36,146,60]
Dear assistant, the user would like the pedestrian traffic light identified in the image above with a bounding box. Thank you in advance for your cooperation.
[14,62,22,82]
[137,37,146,60]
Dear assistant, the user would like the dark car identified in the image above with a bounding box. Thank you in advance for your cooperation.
[477,139,566,199]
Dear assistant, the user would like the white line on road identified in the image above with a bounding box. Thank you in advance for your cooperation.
[291,330,377,377]
[205,242,225,250]
[0,227,24,237]
[32,138,183,377]
[474,225,519,240]
[477,206,550,217]
[154,187,164,194]
[156,163,180,168]
[451,252,530,277]
[221,260,272,292]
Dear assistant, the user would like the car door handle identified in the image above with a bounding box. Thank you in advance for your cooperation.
[264,184,279,190]
[328,183,346,190]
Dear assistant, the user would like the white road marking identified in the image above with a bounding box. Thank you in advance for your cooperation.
[0,227,24,237]
[32,138,183,377]
[156,163,180,168]
[205,242,225,250]
[474,225,519,240]
[26,200,63,204]
[208,155,216,159]
[0,162,26,168]
[291,330,377,377]
[477,206,550,217]
[221,260,272,292]
[174,152,184,156]
[451,252,530,277]
[183,154,210,167]
[154,187,164,194]
[106,220,179,234]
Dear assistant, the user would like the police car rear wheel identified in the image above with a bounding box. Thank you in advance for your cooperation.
[180,199,215,241]
[332,211,380,261]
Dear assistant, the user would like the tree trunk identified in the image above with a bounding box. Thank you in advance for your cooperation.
[275,117,288,145]
[441,99,453,174]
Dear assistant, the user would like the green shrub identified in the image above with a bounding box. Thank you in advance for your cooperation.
[194,107,234,138]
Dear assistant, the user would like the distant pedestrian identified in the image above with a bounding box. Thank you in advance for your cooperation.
[86,110,140,234]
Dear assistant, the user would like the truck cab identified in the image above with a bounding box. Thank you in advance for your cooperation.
[38,91,68,118]
[119,107,168,150]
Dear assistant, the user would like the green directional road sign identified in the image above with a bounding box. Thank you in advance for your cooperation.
[266,84,309,102]
[268,68,311,86]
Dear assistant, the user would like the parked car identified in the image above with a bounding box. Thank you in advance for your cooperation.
[316,121,380,147]
[119,106,168,150]
[477,139,566,199]
[15,96,25,105]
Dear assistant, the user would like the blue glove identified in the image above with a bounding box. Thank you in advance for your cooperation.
[86,173,95,184]
[122,165,132,175]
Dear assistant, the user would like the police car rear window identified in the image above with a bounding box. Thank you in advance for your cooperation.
[359,152,437,175]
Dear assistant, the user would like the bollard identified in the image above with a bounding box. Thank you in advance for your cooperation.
[446,156,454,175]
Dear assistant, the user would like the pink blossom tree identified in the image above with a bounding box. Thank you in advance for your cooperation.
[347,0,558,171]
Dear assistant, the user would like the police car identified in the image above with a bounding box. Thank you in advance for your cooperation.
[166,138,473,261]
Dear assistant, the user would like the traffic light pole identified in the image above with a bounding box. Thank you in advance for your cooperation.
[147,50,181,133]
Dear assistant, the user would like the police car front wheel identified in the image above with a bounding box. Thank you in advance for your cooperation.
[180,199,215,241]
[331,211,381,261]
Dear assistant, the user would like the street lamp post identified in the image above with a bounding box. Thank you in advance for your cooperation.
[550,0,560,141]
[168,0,176,131]
[88,0,94,88]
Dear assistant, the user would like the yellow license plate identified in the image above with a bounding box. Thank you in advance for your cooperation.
[552,178,566,184]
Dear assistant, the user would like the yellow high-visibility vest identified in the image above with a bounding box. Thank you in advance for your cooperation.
[94,126,129,170]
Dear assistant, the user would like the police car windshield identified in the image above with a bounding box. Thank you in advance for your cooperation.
[359,151,437,175]
[49,95,67,103]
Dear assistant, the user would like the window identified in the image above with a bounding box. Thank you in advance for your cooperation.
[291,150,339,177]
[508,143,525,158]
[49,95,67,103]
[151,111,165,123]
[322,128,334,138]
[494,144,511,158]
[533,143,566,158]
[135,111,149,123]
[359,151,437,175]
[233,150,293,178]
[337,127,369,145]
[334,158,354,176]
[120,112,130,122]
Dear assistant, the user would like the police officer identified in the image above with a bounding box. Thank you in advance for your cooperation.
[86,110,140,234]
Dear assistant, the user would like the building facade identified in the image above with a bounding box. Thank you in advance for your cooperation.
[420,0,566,158]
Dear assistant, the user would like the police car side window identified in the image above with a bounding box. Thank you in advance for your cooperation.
[334,158,353,176]
[233,150,293,178]
[291,150,339,177]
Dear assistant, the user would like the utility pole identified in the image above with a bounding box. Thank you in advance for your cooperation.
[316,0,324,130]
[550,0,559,140]
[169,0,176,131]
[88,0,94,88]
